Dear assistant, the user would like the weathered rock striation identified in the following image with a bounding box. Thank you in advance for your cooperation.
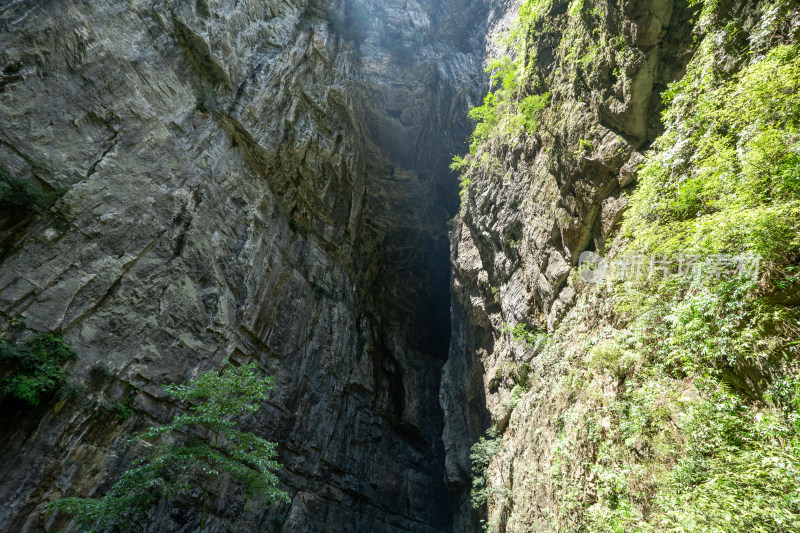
[441,0,699,529]
[5,0,790,530]
[442,0,800,530]
[0,0,500,530]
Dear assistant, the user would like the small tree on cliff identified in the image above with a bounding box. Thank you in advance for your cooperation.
[46,359,290,531]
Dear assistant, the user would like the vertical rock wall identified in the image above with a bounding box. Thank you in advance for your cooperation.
[0,0,501,531]
[441,0,698,530]
[443,0,800,530]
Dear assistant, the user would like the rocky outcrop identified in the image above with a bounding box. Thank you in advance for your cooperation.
[441,0,699,530]
[443,0,800,529]
[6,0,773,530]
[0,0,498,531]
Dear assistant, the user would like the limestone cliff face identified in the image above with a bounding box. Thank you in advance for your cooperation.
[443,0,800,530]
[6,0,788,530]
[0,0,498,531]
[441,0,698,529]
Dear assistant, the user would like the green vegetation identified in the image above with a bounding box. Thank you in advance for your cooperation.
[552,363,800,531]
[448,0,553,175]
[585,339,637,380]
[459,176,472,200]
[468,0,800,530]
[658,379,800,530]
[47,360,290,532]
[470,426,505,509]
[463,59,549,157]
[92,397,134,422]
[0,165,60,216]
[574,138,593,158]
[489,361,531,393]
[451,0,641,177]
[623,43,800,267]
[501,321,547,349]
[449,155,469,173]
[497,384,526,424]
[543,3,800,530]
[0,333,77,406]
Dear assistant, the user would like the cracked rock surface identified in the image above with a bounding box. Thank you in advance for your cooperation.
[0,0,505,531]
[440,0,697,529]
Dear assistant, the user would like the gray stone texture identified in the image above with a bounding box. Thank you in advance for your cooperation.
[441,0,698,530]
[0,0,498,531]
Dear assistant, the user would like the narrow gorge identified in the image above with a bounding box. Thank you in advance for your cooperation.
[0,0,493,530]
[1,0,799,532]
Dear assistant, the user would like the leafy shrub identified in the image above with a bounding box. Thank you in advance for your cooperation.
[586,340,637,378]
[524,7,800,532]
[92,397,134,422]
[47,359,290,531]
[451,0,552,163]
[575,138,593,156]
[0,164,59,215]
[0,333,76,405]
[517,92,550,132]
[449,155,470,173]
[501,322,548,349]
[657,379,800,530]
[456,1,800,530]
[572,25,800,532]
[470,426,505,508]
[622,44,800,268]
[467,92,500,154]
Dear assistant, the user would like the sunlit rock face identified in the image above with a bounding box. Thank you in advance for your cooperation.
[0,0,501,531]
[440,0,700,530]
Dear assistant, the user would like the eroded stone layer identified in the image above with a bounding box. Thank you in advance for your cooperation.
[0,0,497,530]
